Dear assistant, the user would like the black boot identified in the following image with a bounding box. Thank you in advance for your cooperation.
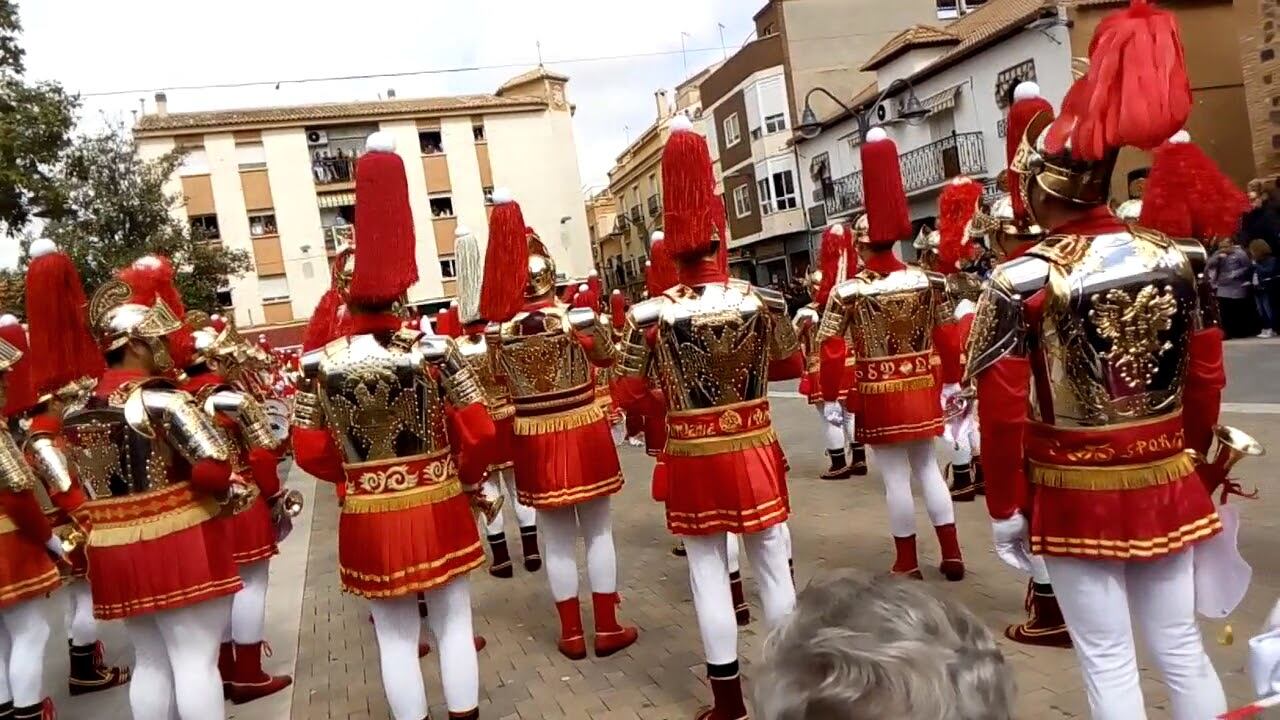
[487,533,513,578]
[69,641,131,696]
[950,463,976,501]
[672,541,687,557]
[520,525,542,572]
[0,701,13,720]
[849,442,868,476]
[11,699,50,720]
[820,449,854,480]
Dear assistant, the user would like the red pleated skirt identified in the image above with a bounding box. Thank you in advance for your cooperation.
[0,523,60,608]
[338,453,484,598]
[226,495,278,566]
[511,400,623,509]
[85,484,242,620]
[489,410,516,472]
[847,352,942,445]
[644,411,667,458]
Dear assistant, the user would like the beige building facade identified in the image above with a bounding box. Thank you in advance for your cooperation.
[135,68,593,329]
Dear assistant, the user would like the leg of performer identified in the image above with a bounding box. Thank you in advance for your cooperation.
[906,439,963,580]
[610,417,626,446]
[818,407,851,481]
[740,525,796,632]
[726,534,749,627]
[226,561,291,703]
[124,614,178,720]
[368,595,429,720]
[577,497,638,656]
[684,533,747,720]
[844,411,867,476]
[423,579,479,719]
[776,522,794,586]
[155,596,234,720]
[969,419,983,495]
[1043,556,1147,720]
[504,472,540,572]
[872,444,920,578]
[0,621,12,714]
[539,505,585,659]
[0,600,50,717]
[483,476,513,580]
[1128,551,1226,720]
[1006,557,1071,648]
[948,435,977,502]
[67,578,130,696]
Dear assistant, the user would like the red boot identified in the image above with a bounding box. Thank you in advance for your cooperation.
[694,666,748,720]
[555,598,587,660]
[592,592,639,657]
[473,636,487,652]
[891,535,922,579]
[69,640,131,696]
[1006,581,1072,648]
[935,523,965,581]
[728,571,750,627]
[217,641,235,697]
[226,642,293,704]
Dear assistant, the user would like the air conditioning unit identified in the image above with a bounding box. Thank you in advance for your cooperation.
[306,130,329,146]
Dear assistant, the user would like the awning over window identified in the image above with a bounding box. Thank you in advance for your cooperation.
[923,85,962,116]
[316,191,356,209]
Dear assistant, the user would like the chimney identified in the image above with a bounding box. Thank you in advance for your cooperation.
[154,92,168,117]
[654,89,669,120]
[387,88,397,99]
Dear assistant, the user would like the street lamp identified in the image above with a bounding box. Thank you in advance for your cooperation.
[797,79,929,141]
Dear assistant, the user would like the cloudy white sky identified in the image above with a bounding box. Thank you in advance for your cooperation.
[5,0,756,267]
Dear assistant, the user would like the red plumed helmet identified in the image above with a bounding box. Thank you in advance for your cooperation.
[661,114,722,260]
[646,232,679,297]
[303,287,343,352]
[434,309,452,338]
[479,188,530,322]
[610,290,627,330]
[119,255,185,315]
[586,270,602,305]
[1139,130,1250,242]
[816,223,854,306]
[349,132,419,306]
[24,239,106,396]
[573,283,598,310]
[859,127,913,246]
[444,303,462,338]
[1047,0,1191,160]
[937,176,984,274]
[0,316,36,417]
[1006,82,1055,218]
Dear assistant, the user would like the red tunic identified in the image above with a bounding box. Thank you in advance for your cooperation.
[0,491,60,608]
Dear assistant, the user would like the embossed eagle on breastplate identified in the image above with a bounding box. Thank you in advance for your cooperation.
[672,311,762,406]
[1089,285,1178,390]
[327,370,422,461]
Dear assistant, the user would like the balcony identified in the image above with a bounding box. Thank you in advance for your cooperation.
[646,194,660,217]
[615,214,630,233]
[823,170,864,218]
[313,156,355,187]
[629,205,642,223]
[323,224,355,253]
[899,132,986,194]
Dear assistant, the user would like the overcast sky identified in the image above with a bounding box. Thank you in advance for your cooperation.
[5,0,756,267]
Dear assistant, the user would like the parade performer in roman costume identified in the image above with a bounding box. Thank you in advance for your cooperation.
[478,189,637,662]
[51,267,247,720]
[968,3,1233,715]
[817,126,965,581]
[0,322,61,720]
[291,133,494,720]
[614,115,802,720]
[453,225,541,579]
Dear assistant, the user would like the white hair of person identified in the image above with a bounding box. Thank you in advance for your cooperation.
[755,570,1014,720]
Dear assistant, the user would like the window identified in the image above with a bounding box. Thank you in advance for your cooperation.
[723,113,741,147]
[440,256,458,279]
[472,123,486,142]
[483,186,495,204]
[772,170,798,211]
[928,112,957,142]
[179,148,209,176]
[648,173,658,195]
[258,274,290,302]
[429,196,454,218]
[248,211,277,237]
[757,178,773,216]
[236,143,266,170]
[764,113,787,134]
[215,286,233,307]
[190,214,220,240]
[732,185,752,219]
[418,130,444,155]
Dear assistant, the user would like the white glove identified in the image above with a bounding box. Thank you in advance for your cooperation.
[941,382,962,405]
[1249,627,1280,697]
[991,514,1034,575]
[954,299,977,320]
[822,401,844,426]
[44,535,66,559]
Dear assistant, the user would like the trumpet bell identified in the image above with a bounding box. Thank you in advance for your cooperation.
[1212,425,1265,459]
[280,489,304,519]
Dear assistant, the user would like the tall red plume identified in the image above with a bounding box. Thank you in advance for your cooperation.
[661,116,719,260]
[25,242,106,394]
[646,233,679,296]
[573,284,598,311]
[0,318,36,417]
[444,305,462,338]
[480,191,529,322]
[937,177,983,274]
[560,284,578,304]
[349,133,419,306]
[610,290,627,329]
[1006,82,1055,218]
[586,272,602,306]
[302,287,343,352]
[209,315,228,333]
[859,129,913,246]
[119,255,185,315]
[1139,132,1249,242]
[816,223,853,306]
[1046,0,1191,161]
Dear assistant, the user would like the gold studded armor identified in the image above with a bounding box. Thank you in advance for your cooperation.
[817,267,954,361]
[485,304,616,410]
[199,385,282,454]
[965,229,1215,427]
[456,334,513,419]
[793,303,822,375]
[0,426,37,493]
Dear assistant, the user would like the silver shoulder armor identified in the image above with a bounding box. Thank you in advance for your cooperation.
[26,433,74,496]
[628,298,664,329]
[1174,236,1208,277]
[830,278,863,306]
[417,334,485,407]
[793,306,820,326]
[127,386,231,464]
[292,349,326,429]
[565,306,599,332]
[206,389,281,451]
[753,286,788,316]
[618,298,664,378]
[1171,236,1218,329]
[963,256,1050,382]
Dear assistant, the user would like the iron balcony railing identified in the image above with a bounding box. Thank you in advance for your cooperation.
[823,170,864,218]
[312,156,356,185]
[323,224,355,252]
[899,131,986,193]
[630,205,643,223]
[647,194,660,217]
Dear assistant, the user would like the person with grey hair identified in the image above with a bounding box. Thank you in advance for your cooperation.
[755,571,1014,720]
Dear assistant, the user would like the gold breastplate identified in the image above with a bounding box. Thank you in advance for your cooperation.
[841,267,940,360]
[653,284,772,411]
[489,306,592,399]
[316,334,450,464]
[63,404,176,499]
[1030,231,1197,427]
[456,334,511,409]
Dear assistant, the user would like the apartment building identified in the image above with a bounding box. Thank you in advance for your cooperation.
[134,67,593,330]
[585,189,621,288]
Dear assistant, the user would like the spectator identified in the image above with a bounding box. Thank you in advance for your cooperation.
[755,571,1014,720]
[1252,238,1277,337]
[1208,237,1261,339]
[1240,179,1280,256]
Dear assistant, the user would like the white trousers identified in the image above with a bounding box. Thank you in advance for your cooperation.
[814,406,857,452]
[124,596,231,720]
[369,579,477,720]
[538,496,617,601]
[222,560,269,644]
[685,525,795,666]
[0,598,51,706]
[870,439,954,537]
[1045,551,1226,720]
[66,578,98,646]
[483,469,536,535]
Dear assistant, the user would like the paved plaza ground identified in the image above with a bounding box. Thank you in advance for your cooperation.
[37,339,1280,718]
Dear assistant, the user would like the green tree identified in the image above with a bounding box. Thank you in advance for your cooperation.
[0,0,78,232]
